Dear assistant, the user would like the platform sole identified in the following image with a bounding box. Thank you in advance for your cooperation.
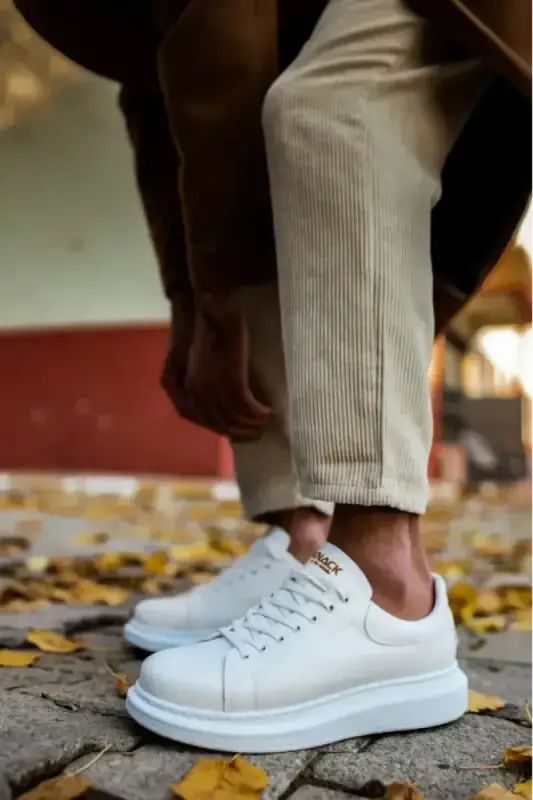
[126,663,468,752]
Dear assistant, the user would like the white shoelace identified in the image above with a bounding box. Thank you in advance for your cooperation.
[221,573,349,658]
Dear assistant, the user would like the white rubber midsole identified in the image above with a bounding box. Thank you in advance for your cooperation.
[126,664,468,752]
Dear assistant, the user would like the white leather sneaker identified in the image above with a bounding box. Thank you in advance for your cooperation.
[126,542,467,752]
[124,528,298,652]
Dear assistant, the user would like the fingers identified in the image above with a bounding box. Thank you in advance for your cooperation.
[162,366,269,442]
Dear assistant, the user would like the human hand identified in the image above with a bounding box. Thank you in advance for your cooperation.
[162,293,271,441]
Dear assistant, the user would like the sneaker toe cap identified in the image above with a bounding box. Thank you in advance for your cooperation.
[133,596,190,628]
[137,639,230,710]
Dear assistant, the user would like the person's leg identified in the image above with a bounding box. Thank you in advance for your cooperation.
[126,1,488,749]
[233,282,333,562]
[262,0,486,620]
[125,283,333,652]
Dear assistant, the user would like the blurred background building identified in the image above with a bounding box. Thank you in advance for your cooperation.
[0,2,531,483]
[0,2,234,478]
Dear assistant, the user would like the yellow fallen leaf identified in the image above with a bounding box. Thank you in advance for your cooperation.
[467,615,507,634]
[17,774,91,799]
[171,755,268,799]
[168,543,220,564]
[473,785,516,800]
[475,590,503,616]
[448,581,478,618]
[511,608,533,632]
[105,663,130,698]
[70,580,129,606]
[514,778,533,799]
[213,539,249,558]
[73,531,109,547]
[27,630,83,654]
[3,599,50,613]
[468,690,506,713]
[500,588,533,612]
[386,782,425,799]
[144,551,170,575]
[94,552,125,571]
[0,650,40,667]
[503,747,532,770]
[473,535,510,559]
[25,556,51,574]
[189,571,215,586]
[432,559,470,581]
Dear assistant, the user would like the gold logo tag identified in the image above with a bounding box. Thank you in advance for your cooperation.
[311,551,343,577]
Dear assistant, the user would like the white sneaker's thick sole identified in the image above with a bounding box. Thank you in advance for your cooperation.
[126,663,468,752]
[124,620,215,652]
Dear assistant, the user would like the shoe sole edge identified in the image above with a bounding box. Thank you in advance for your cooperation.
[126,663,468,752]
[123,620,215,652]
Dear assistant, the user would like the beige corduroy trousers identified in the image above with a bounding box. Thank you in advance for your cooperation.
[233,0,485,519]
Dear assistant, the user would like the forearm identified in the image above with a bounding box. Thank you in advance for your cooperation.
[156,0,279,292]
[119,83,192,300]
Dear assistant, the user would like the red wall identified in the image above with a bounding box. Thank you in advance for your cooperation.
[0,324,438,481]
[0,325,233,477]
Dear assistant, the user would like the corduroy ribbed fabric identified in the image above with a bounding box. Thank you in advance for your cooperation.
[232,283,334,522]
[261,0,486,514]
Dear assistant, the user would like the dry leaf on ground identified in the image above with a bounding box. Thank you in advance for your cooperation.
[0,650,40,667]
[386,781,425,799]
[503,747,533,770]
[17,774,91,800]
[468,690,506,713]
[188,571,214,586]
[27,630,83,654]
[466,615,507,634]
[473,785,516,799]
[511,608,533,632]
[514,778,533,799]
[172,755,269,799]
[73,531,109,547]
[105,663,130,698]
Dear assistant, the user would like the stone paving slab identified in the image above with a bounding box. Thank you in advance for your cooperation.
[0,691,141,795]
[66,745,316,800]
[460,660,532,708]
[0,603,134,637]
[310,714,531,800]
[0,643,530,799]
[458,629,533,666]
[289,787,352,799]
[0,773,11,800]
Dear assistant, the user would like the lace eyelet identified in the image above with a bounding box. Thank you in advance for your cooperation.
[311,616,318,623]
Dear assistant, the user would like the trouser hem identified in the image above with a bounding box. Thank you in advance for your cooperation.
[300,481,428,515]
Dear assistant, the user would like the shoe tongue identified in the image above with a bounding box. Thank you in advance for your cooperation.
[249,527,291,560]
[302,543,372,601]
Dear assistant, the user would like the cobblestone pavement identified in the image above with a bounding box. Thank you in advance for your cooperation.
[0,602,531,799]
[0,476,531,799]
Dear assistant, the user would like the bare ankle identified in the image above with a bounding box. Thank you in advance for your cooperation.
[256,507,331,563]
[330,505,433,620]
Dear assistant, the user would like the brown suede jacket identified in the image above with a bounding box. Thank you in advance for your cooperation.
[14,0,532,323]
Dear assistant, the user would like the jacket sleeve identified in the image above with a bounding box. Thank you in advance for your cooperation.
[119,84,192,299]
[156,0,279,292]
[14,0,157,86]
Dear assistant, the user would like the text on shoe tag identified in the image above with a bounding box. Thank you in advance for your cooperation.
[311,552,343,577]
